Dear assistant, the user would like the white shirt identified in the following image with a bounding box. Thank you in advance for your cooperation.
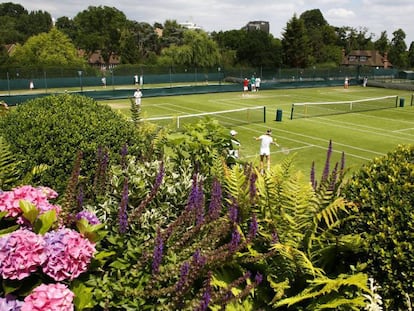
[259,134,273,155]
[134,90,142,105]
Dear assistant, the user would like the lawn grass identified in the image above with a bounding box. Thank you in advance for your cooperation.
[100,86,414,178]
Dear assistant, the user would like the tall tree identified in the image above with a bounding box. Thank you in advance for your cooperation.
[408,41,414,68]
[282,14,310,67]
[335,26,374,53]
[374,31,390,55]
[118,21,160,64]
[300,9,340,65]
[9,27,86,67]
[21,10,53,37]
[388,29,408,68]
[55,16,77,41]
[0,0,27,43]
[159,29,220,68]
[73,6,128,65]
[0,3,52,44]
[159,19,185,48]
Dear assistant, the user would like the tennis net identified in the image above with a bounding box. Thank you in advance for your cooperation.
[290,95,399,119]
[141,106,266,128]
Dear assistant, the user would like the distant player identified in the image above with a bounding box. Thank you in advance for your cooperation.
[134,88,143,106]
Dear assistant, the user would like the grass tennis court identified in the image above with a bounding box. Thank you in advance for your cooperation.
[101,86,414,178]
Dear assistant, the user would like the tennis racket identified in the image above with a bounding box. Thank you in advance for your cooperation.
[281,147,290,155]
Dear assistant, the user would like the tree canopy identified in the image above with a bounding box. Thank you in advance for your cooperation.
[0,3,413,69]
[9,28,86,67]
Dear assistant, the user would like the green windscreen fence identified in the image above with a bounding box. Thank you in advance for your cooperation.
[0,67,402,106]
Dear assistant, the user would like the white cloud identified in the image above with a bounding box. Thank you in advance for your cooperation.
[326,8,356,19]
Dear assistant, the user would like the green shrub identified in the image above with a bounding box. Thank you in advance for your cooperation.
[343,144,414,310]
[0,94,139,195]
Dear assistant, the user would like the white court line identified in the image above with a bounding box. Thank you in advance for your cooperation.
[393,128,414,133]
[147,101,383,161]
[155,102,383,161]
[304,117,414,140]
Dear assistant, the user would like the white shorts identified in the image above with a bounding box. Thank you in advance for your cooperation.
[260,148,270,156]
[243,86,248,91]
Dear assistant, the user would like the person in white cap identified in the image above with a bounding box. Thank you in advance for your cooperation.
[254,129,279,173]
[227,130,241,167]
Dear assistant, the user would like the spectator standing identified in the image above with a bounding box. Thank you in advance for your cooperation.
[250,75,256,92]
[242,78,249,96]
[255,77,261,92]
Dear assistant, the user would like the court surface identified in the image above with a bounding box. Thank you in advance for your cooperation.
[102,86,414,178]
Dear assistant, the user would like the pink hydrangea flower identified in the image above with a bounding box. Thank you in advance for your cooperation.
[21,283,74,311]
[0,228,46,280]
[42,228,96,281]
[0,185,61,219]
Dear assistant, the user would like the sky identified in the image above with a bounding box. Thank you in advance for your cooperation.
[10,0,414,45]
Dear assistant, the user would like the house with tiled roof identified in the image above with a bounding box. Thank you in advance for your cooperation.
[341,49,392,68]
[78,49,120,69]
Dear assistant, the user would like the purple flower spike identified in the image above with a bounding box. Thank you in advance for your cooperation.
[255,272,263,285]
[118,178,129,234]
[321,140,333,182]
[175,261,190,292]
[229,229,241,252]
[208,177,222,220]
[228,197,239,224]
[248,213,258,240]
[152,228,164,275]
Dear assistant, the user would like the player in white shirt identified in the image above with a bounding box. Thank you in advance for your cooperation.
[254,129,279,173]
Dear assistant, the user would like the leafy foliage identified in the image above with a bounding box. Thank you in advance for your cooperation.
[244,148,370,309]
[342,144,414,310]
[80,155,265,310]
[0,94,140,196]
[0,136,20,190]
[0,136,48,191]
[156,118,231,177]
[9,28,86,67]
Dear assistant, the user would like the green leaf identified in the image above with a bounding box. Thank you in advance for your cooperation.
[19,200,39,224]
[33,209,57,234]
[0,224,20,236]
[76,219,107,243]
[71,280,95,310]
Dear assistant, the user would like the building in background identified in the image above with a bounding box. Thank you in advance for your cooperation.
[341,50,392,68]
[179,21,202,30]
[243,21,269,34]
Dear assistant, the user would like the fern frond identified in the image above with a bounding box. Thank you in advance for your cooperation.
[271,243,324,277]
[20,164,49,186]
[224,164,251,222]
[315,197,350,229]
[274,273,369,310]
[0,136,21,190]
